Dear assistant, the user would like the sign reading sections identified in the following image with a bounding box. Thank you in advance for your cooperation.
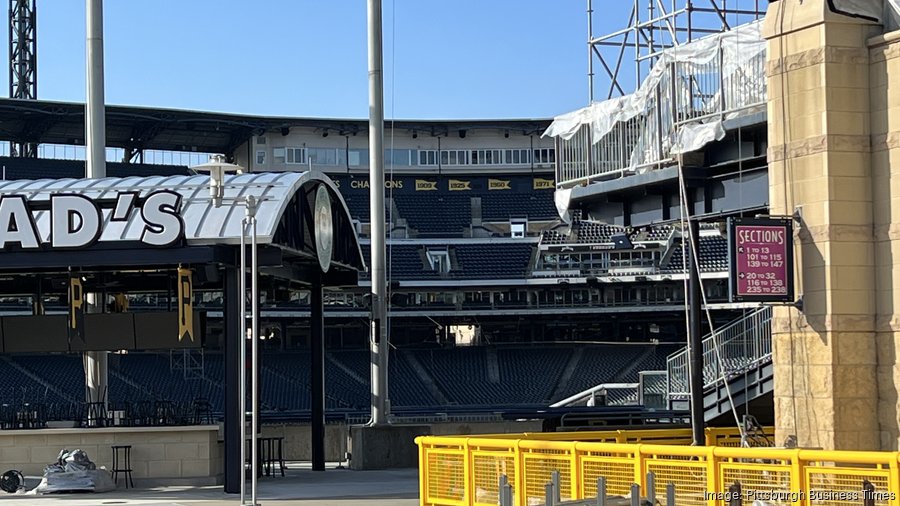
[0,190,185,250]
[728,217,794,303]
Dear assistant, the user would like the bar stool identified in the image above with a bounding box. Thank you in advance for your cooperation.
[262,437,285,477]
[110,445,134,488]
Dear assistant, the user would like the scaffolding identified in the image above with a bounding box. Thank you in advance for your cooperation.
[588,0,765,102]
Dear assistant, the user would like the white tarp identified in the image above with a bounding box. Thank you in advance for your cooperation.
[543,20,765,144]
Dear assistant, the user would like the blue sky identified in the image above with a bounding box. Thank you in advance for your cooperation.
[19,1,633,120]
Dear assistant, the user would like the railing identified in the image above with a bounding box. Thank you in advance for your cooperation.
[417,431,900,506]
[552,21,766,188]
[667,306,772,399]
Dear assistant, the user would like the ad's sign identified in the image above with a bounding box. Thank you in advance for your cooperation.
[0,190,185,250]
[728,217,794,303]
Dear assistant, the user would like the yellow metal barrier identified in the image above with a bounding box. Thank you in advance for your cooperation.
[417,431,900,506]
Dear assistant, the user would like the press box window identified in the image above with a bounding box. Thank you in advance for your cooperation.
[255,150,266,165]
[426,249,450,274]
[510,219,527,239]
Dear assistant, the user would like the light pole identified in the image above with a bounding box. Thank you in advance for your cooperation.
[193,156,259,505]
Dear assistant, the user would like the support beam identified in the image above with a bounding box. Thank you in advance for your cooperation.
[223,266,241,494]
[310,272,325,471]
[367,0,389,425]
[85,0,106,179]
[8,0,37,157]
[688,218,704,445]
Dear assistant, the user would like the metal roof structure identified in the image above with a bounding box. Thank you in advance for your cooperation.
[0,171,365,285]
[0,98,552,156]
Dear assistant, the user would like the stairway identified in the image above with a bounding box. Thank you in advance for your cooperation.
[665,306,773,421]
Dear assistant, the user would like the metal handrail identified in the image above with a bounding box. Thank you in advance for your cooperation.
[666,305,772,398]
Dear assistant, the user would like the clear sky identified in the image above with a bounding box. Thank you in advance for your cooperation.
[15,1,633,120]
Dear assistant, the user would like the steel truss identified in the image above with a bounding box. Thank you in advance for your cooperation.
[588,0,765,101]
[8,0,37,157]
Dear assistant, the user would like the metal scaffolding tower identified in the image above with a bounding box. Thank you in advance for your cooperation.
[587,0,765,102]
[8,0,37,157]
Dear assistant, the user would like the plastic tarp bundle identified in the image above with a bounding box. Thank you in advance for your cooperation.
[543,20,765,144]
[29,449,115,494]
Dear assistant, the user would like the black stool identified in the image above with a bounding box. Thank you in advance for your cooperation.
[111,445,134,488]
[262,437,285,477]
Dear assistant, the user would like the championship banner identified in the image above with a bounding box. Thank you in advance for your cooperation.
[489,179,511,190]
[177,267,194,342]
[415,179,437,191]
[448,179,471,191]
[68,276,84,343]
[533,178,554,190]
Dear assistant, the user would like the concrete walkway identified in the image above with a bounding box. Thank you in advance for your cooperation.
[0,465,419,505]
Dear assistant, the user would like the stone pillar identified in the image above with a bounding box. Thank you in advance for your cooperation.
[764,0,881,450]
[871,31,900,450]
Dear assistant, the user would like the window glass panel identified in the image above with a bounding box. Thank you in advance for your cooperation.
[256,150,266,165]
[273,147,286,164]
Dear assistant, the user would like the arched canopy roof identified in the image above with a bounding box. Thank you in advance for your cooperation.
[0,171,365,287]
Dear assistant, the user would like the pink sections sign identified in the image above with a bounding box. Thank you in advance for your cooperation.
[733,224,790,299]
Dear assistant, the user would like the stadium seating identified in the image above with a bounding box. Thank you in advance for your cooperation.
[394,194,472,236]
[0,343,682,419]
[481,193,557,221]
[451,244,533,279]
[662,235,729,273]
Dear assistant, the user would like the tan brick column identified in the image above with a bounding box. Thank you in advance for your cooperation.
[764,0,881,450]
[871,31,900,450]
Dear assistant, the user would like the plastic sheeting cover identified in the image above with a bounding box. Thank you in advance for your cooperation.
[543,20,765,143]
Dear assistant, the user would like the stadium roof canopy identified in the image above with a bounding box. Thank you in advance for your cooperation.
[0,98,552,155]
[0,171,364,289]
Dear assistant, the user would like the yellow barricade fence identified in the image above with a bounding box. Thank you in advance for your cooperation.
[417,430,900,506]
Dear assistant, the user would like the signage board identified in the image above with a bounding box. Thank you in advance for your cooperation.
[728,217,794,303]
[0,190,184,251]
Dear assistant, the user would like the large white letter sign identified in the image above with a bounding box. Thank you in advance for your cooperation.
[0,196,40,249]
[51,194,102,249]
[140,190,184,247]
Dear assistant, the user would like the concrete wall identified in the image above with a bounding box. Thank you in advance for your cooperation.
[765,0,900,450]
[260,419,543,462]
[870,30,900,450]
[0,426,221,483]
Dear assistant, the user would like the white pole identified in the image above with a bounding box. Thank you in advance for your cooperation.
[85,0,106,178]
[84,0,107,414]
[367,0,389,426]
[250,201,259,505]
[239,218,247,504]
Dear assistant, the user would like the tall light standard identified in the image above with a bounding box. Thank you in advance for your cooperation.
[193,156,260,506]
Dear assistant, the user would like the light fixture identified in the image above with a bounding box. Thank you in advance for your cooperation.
[191,154,244,208]
[458,130,466,139]
[412,132,418,139]
[280,127,290,136]
[504,130,509,138]
[322,130,329,138]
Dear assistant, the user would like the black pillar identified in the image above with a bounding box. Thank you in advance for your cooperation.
[223,266,241,493]
[310,273,326,471]
[688,218,705,445]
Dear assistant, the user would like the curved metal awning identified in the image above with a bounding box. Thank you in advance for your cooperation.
[0,171,365,281]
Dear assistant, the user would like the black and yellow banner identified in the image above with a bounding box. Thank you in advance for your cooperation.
[533,178,555,190]
[68,276,84,343]
[488,179,511,190]
[177,267,193,342]
[448,179,471,191]
[415,179,437,191]
[113,293,129,313]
